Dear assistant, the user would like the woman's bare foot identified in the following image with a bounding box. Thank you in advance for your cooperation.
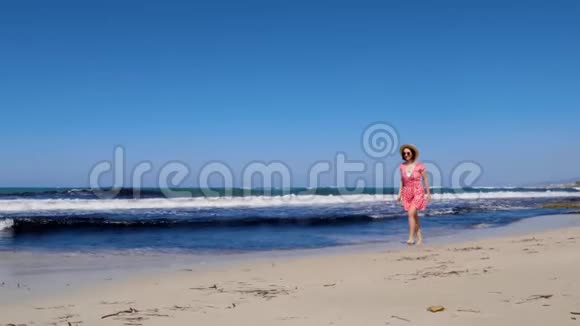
[416,230,423,245]
[406,239,415,245]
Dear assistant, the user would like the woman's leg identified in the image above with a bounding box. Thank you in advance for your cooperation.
[414,210,422,245]
[407,206,417,244]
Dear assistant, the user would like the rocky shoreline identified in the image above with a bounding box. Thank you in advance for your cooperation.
[542,197,580,209]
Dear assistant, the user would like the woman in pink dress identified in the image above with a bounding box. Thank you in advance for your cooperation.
[397,144,431,245]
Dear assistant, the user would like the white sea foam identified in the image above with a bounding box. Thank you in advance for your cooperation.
[0,191,578,213]
[0,218,14,230]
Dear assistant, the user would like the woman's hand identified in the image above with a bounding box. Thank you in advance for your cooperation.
[425,193,431,203]
[397,194,402,203]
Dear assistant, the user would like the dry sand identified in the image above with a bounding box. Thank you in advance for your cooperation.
[2,215,580,325]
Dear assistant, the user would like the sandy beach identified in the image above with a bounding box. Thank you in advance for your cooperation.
[2,1,579,324]
[2,214,580,326]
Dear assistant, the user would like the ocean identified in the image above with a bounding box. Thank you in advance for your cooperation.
[1,187,579,252]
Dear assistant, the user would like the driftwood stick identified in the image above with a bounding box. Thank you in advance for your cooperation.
[516,294,553,304]
[457,308,480,313]
[522,294,553,302]
[101,307,138,319]
[391,315,410,322]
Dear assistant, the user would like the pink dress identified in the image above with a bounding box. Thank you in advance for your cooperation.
[400,162,426,211]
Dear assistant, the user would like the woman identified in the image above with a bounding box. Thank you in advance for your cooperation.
[397,144,431,245]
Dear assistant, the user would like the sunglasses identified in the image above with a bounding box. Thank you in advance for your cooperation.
[403,151,413,156]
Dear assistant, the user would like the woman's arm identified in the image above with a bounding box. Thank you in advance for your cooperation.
[421,166,431,202]
[397,176,403,202]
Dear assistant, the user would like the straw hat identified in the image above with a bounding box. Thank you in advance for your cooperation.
[399,144,419,160]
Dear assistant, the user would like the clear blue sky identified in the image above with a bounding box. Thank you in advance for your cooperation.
[1,0,579,187]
